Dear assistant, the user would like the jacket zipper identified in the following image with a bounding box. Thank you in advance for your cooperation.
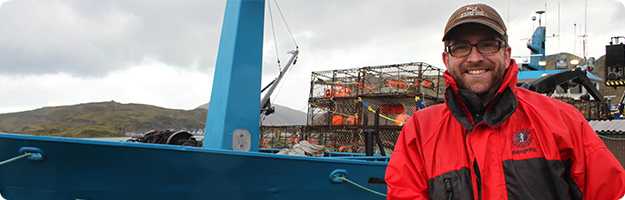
[466,128,483,200]
[474,160,482,200]
[444,178,454,200]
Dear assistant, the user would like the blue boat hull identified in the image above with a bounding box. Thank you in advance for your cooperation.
[0,133,388,200]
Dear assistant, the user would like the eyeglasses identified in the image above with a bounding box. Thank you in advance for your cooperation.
[446,40,504,57]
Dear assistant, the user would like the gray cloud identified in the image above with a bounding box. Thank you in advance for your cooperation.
[0,0,622,77]
[0,0,224,76]
[0,0,623,114]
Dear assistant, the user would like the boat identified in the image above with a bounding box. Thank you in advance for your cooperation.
[0,1,389,199]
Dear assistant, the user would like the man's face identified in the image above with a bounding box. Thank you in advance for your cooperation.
[442,24,511,95]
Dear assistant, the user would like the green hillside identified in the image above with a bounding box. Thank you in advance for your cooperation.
[0,101,206,138]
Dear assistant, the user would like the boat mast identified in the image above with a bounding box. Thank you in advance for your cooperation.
[527,10,546,70]
[204,0,265,151]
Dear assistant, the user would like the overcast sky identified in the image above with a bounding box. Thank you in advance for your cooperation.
[0,0,623,114]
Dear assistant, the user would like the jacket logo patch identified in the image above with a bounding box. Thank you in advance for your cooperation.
[512,129,536,155]
[512,129,531,147]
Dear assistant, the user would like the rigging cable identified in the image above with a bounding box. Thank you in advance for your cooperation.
[0,153,32,166]
[267,0,282,71]
[272,0,299,48]
[265,0,300,108]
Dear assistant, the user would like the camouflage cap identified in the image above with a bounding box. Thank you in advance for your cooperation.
[442,3,507,41]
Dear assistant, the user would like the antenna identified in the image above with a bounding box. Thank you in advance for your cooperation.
[573,23,577,55]
[507,0,511,25]
[584,0,588,36]
[582,0,588,60]
[558,0,561,52]
[542,0,547,26]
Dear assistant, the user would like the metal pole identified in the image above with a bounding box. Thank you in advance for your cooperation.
[204,0,265,151]
[363,105,373,156]
[373,108,385,156]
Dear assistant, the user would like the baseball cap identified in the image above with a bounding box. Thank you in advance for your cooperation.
[442,3,507,41]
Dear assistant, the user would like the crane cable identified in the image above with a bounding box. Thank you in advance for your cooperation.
[267,0,282,71]
[265,0,299,107]
[271,0,299,48]
[267,0,300,72]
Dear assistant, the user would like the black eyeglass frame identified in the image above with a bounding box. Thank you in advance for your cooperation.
[445,39,506,57]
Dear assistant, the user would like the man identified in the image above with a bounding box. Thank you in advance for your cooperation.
[385,3,625,200]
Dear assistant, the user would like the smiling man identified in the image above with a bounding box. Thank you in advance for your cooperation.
[385,3,625,200]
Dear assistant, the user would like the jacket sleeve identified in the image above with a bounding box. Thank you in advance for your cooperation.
[570,116,625,200]
[385,116,429,200]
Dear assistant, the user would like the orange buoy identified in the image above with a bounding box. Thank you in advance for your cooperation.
[421,80,433,88]
[331,115,344,125]
[380,104,405,115]
[386,79,408,89]
[345,115,359,125]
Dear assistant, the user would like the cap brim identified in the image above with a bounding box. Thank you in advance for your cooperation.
[442,18,505,41]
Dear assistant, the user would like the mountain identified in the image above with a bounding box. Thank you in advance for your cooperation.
[196,103,307,126]
[0,101,206,137]
[0,101,307,138]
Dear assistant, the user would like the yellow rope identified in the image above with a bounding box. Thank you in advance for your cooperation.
[367,106,404,125]
[0,153,32,166]
[336,176,387,197]
[361,97,407,125]
[309,97,408,125]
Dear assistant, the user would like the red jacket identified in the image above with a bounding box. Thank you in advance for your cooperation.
[385,60,625,200]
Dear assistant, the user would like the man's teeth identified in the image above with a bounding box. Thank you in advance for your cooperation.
[467,69,486,74]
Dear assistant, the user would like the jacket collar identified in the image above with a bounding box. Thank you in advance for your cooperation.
[443,59,519,131]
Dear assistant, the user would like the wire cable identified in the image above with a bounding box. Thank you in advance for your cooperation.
[267,0,282,71]
[336,176,387,197]
[272,0,299,47]
[0,153,32,166]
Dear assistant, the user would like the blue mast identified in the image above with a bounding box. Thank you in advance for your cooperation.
[527,26,546,70]
[204,0,265,151]
[527,10,546,70]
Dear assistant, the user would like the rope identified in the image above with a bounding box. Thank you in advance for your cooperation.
[272,0,299,47]
[309,98,406,125]
[336,176,387,197]
[267,0,282,71]
[366,105,403,125]
[359,98,405,125]
[598,134,625,141]
[0,153,32,166]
